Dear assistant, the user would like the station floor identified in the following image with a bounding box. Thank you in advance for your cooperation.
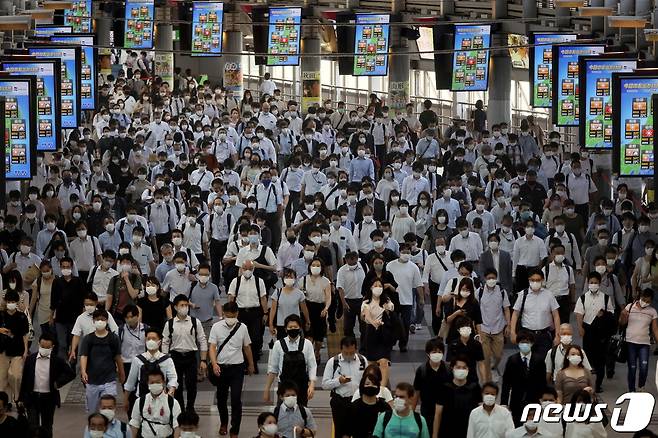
[51,304,657,438]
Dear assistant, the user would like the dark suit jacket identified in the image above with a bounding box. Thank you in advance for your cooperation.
[501,352,546,423]
[355,198,386,223]
[478,249,513,294]
[19,353,75,407]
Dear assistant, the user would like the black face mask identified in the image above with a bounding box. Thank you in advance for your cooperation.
[362,386,379,397]
[287,236,296,244]
[287,328,301,339]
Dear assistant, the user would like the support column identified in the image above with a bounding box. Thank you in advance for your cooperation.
[487,36,512,126]
[389,0,410,114]
[221,29,243,99]
[154,7,174,87]
[300,22,321,113]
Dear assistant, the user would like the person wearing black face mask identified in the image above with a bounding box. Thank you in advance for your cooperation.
[348,365,391,438]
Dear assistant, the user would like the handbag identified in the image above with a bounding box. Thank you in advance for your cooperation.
[437,297,456,340]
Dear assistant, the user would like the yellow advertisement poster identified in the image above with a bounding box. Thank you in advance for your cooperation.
[301,71,321,111]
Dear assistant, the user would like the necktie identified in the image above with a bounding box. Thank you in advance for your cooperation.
[523,357,528,369]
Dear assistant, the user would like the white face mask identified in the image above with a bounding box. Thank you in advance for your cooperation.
[283,395,297,408]
[89,431,105,438]
[283,278,296,287]
[85,305,96,314]
[149,383,164,395]
[146,286,158,296]
[453,368,468,380]
[372,286,383,297]
[429,352,443,363]
[99,408,115,422]
[261,424,278,435]
[482,394,496,406]
[554,254,565,264]
[529,281,542,291]
[568,355,582,366]
[458,326,472,337]
[146,339,159,351]
[392,397,407,413]
[560,335,573,345]
[485,278,497,288]
[94,320,107,330]
[310,266,322,275]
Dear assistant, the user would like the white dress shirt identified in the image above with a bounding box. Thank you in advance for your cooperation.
[542,262,574,297]
[422,250,452,286]
[512,236,548,273]
[34,350,51,393]
[227,275,267,309]
[129,391,181,438]
[336,264,366,300]
[449,232,484,262]
[267,336,317,381]
[161,315,208,353]
[574,291,615,324]
[208,319,251,365]
[321,353,368,398]
[466,405,515,438]
[124,351,179,395]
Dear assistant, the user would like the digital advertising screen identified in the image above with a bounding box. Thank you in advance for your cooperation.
[579,56,637,150]
[530,32,577,107]
[0,76,37,179]
[26,45,81,128]
[353,14,390,76]
[450,24,491,92]
[0,59,61,151]
[191,1,224,56]
[124,0,155,49]
[34,25,72,37]
[508,34,529,69]
[612,73,658,177]
[266,7,302,66]
[417,27,434,61]
[64,0,92,33]
[552,43,606,127]
[50,34,97,110]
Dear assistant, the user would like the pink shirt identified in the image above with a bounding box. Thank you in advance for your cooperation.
[625,302,658,345]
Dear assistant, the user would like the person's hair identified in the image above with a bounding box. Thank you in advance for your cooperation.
[177,410,200,427]
[276,381,299,397]
[3,290,19,303]
[257,411,277,427]
[542,386,558,399]
[640,288,654,300]
[516,330,535,344]
[562,345,585,369]
[99,394,116,404]
[359,364,383,393]
[122,304,139,319]
[450,354,471,368]
[173,294,190,306]
[39,332,56,344]
[482,381,499,394]
[284,314,302,328]
[395,382,415,398]
[92,309,109,320]
[425,337,445,354]
[340,336,357,349]
[147,368,165,381]
[223,301,239,314]
[145,328,161,339]
[87,412,109,427]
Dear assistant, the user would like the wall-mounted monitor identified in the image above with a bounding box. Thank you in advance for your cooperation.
[124,0,155,49]
[34,25,72,37]
[529,32,577,107]
[0,58,61,151]
[50,34,97,110]
[417,27,434,61]
[266,7,302,66]
[191,1,224,56]
[26,45,81,128]
[0,76,37,180]
[64,0,92,33]
[579,55,637,150]
[450,24,491,92]
[508,34,529,69]
[612,71,658,177]
[353,14,390,77]
[551,43,606,127]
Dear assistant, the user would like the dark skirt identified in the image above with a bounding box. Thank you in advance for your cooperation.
[364,323,393,361]
[306,301,327,341]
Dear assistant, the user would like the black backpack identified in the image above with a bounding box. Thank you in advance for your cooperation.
[273,400,308,426]
[380,410,424,438]
[136,354,171,397]
[166,316,199,346]
[138,392,175,437]
[280,337,308,388]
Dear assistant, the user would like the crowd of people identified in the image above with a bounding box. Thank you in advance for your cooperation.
[0,51,657,438]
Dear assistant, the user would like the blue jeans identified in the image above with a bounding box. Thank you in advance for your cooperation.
[626,342,650,391]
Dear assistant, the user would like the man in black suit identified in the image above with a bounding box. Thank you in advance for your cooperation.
[501,330,547,425]
[354,181,386,223]
[19,333,75,438]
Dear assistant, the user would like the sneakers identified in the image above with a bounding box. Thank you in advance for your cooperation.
[490,368,500,383]
[409,325,416,334]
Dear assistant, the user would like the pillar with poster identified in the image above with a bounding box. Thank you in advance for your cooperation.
[389,80,409,111]
[301,71,321,112]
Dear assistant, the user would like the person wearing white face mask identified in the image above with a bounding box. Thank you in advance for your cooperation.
[162,252,195,303]
[449,218,484,264]
[422,236,452,335]
[412,338,450,432]
[129,369,182,438]
[386,244,423,352]
[542,244,575,326]
[336,252,367,337]
[554,345,594,405]
[71,292,121,363]
[372,382,429,438]
[448,316,486,384]
[22,332,76,437]
[83,394,130,438]
[574,272,616,393]
[544,323,593,383]
[433,357,482,438]
[272,381,318,438]
[79,309,126,413]
[188,264,222,334]
[390,201,417,244]
[512,219,549,294]
[69,223,103,284]
[466,382,515,438]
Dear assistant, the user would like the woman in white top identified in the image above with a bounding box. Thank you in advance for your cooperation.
[376,168,400,209]
[563,389,607,438]
[391,200,417,243]
[301,258,331,361]
[361,278,395,386]
[412,191,433,240]
[269,269,310,341]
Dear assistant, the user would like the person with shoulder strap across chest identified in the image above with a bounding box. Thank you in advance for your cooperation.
[129,368,182,438]
[373,382,430,438]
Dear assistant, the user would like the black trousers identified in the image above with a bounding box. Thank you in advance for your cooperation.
[210,239,228,288]
[556,295,571,326]
[26,392,56,438]
[265,212,282,252]
[330,394,353,438]
[216,363,245,435]
[343,298,363,339]
[575,203,590,221]
[583,323,608,390]
[171,351,198,412]
[522,326,553,360]
[514,265,537,293]
[156,232,172,252]
[429,279,441,336]
[238,307,263,360]
[285,191,301,228]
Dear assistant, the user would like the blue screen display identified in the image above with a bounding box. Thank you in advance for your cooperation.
[531,33,577,107]
[124,0,154,49]
[2,61,59,151]
[27,46,79,128]
[50,35,96,110]
[34,25,72,37]
[64,0,92,33]
[191,2,224,56]
[451,24,491,91]
[353,14,390,77]
[267,7,302,66]
[0,79,34,179]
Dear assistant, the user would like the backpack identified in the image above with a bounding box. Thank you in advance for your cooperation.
[381,410,424,438]
[233,274,262,298]
[166,316,199,347]
[273,400,308,426]
[331,353,366,377]
[477,285,506,303]
[136,353,170,397]
[138,392,175,437]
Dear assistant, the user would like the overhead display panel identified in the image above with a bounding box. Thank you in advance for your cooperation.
[417,27,434,61]
[64,0,92,33]
[266,7,302,66]
[50,34,97,110]
[353,13,390,76]
[27,45,81,128]
[613,72,658,177]
[530,32,577,107]
[0,59,61,151]
[124,0,155,49]
[34,25,72,37]
[0,76,37,180]
[508,34,529,69]
[450,24,491,92]
[579,56,637,150]
[552,43,606,127]
[191,2,224,56]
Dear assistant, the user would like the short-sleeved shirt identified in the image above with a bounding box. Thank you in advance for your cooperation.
[137,296,170,332]
[302,275,331,304]
[130,243,154,274]
[0,310,29,356]
[448,338,484,383]
[208,319,251,365]
[625,302,658,345]
[476,286,510,334]
[108,274,142,314]
[386,260,423,306]
[513,288,559,330]
[272,288,306,326]
[189,282,220,322]
[79,332,121,385]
